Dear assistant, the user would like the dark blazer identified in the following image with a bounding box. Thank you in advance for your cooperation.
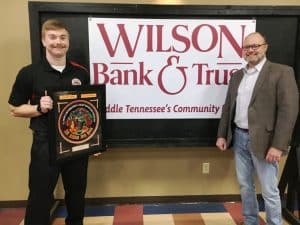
[217,60,299,159]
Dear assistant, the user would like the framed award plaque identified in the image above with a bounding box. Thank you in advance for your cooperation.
[48,85,106,163]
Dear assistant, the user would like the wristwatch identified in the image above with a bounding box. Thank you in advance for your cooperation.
[37,103,43,114]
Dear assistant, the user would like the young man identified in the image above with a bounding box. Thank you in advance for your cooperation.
[216,32,299,225]
[8,19,90,225]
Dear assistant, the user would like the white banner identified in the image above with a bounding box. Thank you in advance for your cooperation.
[88,18,256,119]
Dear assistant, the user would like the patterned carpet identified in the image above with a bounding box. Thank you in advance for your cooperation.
[0,202,291,225]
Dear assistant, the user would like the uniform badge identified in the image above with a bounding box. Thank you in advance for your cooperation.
[72,78,82,85]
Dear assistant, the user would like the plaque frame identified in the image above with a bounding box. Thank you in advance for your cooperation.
[48,85,106,163]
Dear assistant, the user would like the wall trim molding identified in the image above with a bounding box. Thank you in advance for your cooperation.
[0,194,257,207]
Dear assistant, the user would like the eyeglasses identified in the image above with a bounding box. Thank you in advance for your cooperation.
[242,43,267,51]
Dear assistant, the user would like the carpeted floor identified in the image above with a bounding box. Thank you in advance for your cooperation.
[0,202,291,225]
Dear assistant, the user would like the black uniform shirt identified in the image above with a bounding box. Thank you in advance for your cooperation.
[8,58,90,132]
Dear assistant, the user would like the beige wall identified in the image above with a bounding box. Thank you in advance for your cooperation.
[1,0,298,201]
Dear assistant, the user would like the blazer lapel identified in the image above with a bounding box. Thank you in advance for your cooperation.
[249,60,270,105]
[232,70,244,100]
[230,70,244,112]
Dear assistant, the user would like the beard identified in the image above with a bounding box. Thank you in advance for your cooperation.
[244,52,265,66]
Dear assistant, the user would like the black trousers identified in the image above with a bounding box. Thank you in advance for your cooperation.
[24,132,88,225]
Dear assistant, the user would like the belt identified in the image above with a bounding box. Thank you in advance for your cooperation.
[236,126,249,132]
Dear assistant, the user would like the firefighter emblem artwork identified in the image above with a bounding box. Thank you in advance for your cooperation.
[58,100,99,144]
[49,85,106,163]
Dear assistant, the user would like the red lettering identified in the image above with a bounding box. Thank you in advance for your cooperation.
[192,24,218,52]
[172,25,190,53]
[193,63,239,85]
[93,63,109,84]
[95,22,246,59]
[146,25,154,52]
[156,25,172,52]
[92,62,153,85]
[97,23,143,57]
[218,25,245,58]
[192,63,209,84]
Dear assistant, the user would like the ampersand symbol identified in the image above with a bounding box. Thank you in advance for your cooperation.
[158,55,187,95]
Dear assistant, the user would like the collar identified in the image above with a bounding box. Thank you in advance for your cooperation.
[243,57,267,75]
[41,57,72,72]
